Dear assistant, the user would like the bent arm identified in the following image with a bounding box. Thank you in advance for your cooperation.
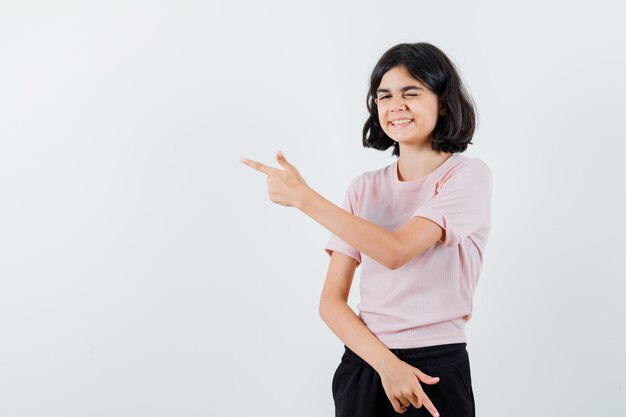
[298,187,401,269]
[319,252,400,374]
[319,299,400,374]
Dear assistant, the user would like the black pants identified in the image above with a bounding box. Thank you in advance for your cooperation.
[332,342,475,417]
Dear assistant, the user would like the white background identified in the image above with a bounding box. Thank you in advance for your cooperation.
[1,1,625,416]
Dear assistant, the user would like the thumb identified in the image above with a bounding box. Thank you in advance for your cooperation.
[413,368,440,384]
[275,150,291,170]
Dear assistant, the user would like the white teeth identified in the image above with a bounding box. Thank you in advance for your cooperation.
[390,119,413,125]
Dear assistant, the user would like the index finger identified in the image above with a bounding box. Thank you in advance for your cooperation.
[417,393,439,417]
[239,157,275,175]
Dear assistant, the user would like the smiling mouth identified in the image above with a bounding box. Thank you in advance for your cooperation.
[389,118,414,128]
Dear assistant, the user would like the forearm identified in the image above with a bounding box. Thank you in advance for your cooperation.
[319,298,400,374]
[297,187,400,269]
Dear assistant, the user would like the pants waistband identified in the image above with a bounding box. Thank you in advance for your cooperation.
[342,342,467,368]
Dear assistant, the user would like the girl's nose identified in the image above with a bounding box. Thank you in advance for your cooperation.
[389,96,408,110]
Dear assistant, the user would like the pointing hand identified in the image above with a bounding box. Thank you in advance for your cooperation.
[239,150,310,208]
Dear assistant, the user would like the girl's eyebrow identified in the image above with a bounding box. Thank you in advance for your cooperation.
[376,85,424,93]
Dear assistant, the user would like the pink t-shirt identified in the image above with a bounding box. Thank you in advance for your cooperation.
[324,152,493,348]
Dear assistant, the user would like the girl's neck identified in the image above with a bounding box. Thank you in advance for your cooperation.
[397,149,454,182]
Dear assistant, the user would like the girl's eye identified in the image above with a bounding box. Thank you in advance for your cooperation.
[377,94,418,100]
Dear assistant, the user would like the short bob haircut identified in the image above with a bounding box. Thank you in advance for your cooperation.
[363,42,478,157]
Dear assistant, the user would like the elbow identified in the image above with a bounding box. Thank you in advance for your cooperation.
[319,297,345,321]
[387,241,407,270]
[318,298,333,320]
[318,300,326,319]
[387,256,403,270]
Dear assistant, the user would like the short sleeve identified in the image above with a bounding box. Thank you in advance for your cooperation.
[323,176,362,266]
[411,160,492,247]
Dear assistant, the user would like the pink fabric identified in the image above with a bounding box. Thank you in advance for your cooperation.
[324,153,492,348]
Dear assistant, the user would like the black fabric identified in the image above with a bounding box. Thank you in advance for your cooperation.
[332,343,475,417]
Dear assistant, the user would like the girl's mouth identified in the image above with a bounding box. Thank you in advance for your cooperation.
[388,118,414,129]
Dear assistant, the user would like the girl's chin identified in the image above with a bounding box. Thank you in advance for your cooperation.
[384,126,416,138]
[386,131,417,141]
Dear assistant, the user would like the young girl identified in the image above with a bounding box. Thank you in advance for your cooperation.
[240,42,491,417]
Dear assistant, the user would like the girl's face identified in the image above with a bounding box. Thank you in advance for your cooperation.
[374,65,445,147]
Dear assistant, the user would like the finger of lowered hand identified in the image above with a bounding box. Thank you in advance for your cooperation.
[403,380,439,417]
[390,396,407,414]
[417,392,439,417]
[412,367,440,385]
[406,391,422,409]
